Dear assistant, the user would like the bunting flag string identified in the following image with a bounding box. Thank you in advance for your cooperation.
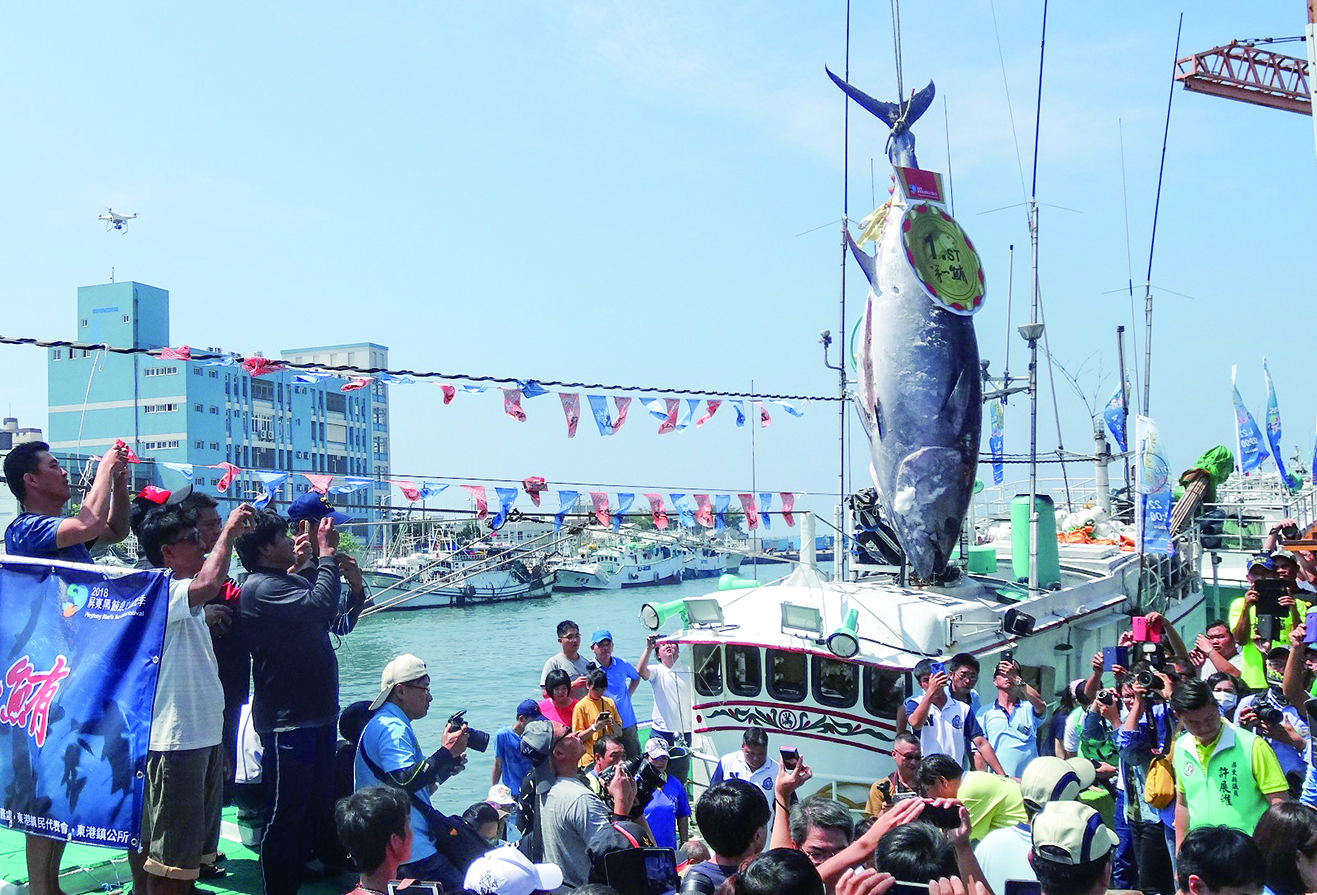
[613,493,635,532]
[523,477,547,506]
[502,389,527,422]
[461,485,488,519]
[302,473,334,494]
[693,494,714,529]
[758,492,772,529]
[645,493,668,530]
[589,492,611,527]
[738,494,759,530]
[780,492,796,527]
[554,491,579,533]
[560,394,580,437]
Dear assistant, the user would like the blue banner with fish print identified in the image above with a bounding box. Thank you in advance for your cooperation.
[989,399,1005,485]
[1103,383,1127,453]
[1232,366,1269,475]
[1263,360,1290,489]
[1134,415,1173,556]
[0,558,167,850]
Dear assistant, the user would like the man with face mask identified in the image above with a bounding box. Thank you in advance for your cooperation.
[1233,648,1309,796]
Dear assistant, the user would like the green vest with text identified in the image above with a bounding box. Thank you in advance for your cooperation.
[1172,722,1268,833]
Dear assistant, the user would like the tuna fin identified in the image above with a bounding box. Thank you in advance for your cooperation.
[826,68,936,134]
[940,358,974,434]
[845,229,877,285]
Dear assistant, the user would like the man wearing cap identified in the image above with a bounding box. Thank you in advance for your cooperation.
[640,738,691,851]
[491,699,542,842]
[356,654,471,890]
[980,657,1048,778]
[1230,554,1308,662]
[1171,679,1288,852]
[518,719,636,890]
[462,845,562,895]
[588,629,643,759]
[236,507,368,895]
[973,755,1096,895]
[1029,801,1118,895]
[637,634,694,782]
[541,620,591,701]
[3,440,131,895]
[865,733,922,816]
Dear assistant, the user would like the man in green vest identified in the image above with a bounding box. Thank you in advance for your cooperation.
[1170,679,1288,853]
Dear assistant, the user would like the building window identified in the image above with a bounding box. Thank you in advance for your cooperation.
[80,319,88,327]
[194,403,204,412]
[82,349,92,358]
[122,315,130,323]
[252,379,274,401]
[144,366,177,377]
[194,440,205,448]
[693,644,723,697]
[210,442,219,450]
[51,349,61,360]
[144,403,179,413]
[209,406,218,414]
[208,370,217,378]
[142,439,180,451]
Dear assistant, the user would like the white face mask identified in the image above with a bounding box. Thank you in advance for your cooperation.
[1213,691,1237,713]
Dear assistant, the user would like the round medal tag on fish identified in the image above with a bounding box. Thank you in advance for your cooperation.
[900,203,985,315]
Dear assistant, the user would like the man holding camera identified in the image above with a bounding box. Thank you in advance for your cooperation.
[355,654,471,890]
[1233,648,1310,796]
[980,657,1047,778]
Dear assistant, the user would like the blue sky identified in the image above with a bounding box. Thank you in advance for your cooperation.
[1,2,1313,521]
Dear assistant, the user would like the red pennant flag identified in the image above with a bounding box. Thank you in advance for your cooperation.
[611,397,632,434]
[159,345,191,360]
[695,400,722,427]
[758,402,772,427]
[738,494,760,530]
[658,398,680,435]
[341,377,374,392]
[213,462,241,493]
[589,491,610,526]
[114,438,141,463]
[302,473,334,494]
[523,476,547,506]
[693,494,714,528]
[389,480,421,501]
[559,393,580,437]
[462,485,488,519]
[241,356,286,377]
[440,385,456,404]
[502,389,527,422]
[780,492,795,527]
[645,493,668,530]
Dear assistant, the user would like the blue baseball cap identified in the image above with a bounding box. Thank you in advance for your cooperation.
[590,629,613,646]
[516,698,543,720]
[287,491,353,526]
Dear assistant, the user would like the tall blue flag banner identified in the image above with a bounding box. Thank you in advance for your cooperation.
[1103,383,1127,452]
[1263,359,1290,488]
[0,559,168,849]
[1232,365,1269,475]
[989,399,1005,485]
[1134,415,1173,556]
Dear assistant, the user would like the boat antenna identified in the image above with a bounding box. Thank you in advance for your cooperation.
[1142,14,1184,416]
[1117,119,1142,408]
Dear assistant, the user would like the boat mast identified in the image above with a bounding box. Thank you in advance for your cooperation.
[834,0,853,584]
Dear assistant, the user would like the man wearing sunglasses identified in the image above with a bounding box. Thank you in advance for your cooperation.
[865,732,922,816]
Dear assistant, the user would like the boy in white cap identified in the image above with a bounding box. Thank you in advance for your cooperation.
[1030,801,1118,895]
[463,845,562,895]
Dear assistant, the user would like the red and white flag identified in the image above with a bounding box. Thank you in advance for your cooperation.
[657,399,680,435]
[695,400,722,427]
[159,345,191,360]
[589,491,610,526]
[390,480,421,501]
[738,494,760,530]
[302,474,334,494]
[645,493,668,530]
[462,485,488,519]
[502,389,527,422]
[440,385,456,405]
[758,402,772,427]
[241,356,286,377]
[214,462,241,493]
[559,393,580,437]
[114,439,141,463]
[611,397,632,434]
[780,492,795,527]
[523,476,547,506]
[341,377,374,392]
[693,494,714,528]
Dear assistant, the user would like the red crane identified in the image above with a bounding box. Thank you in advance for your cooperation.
[1174,39,1311,115]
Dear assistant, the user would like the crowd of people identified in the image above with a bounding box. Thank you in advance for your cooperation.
[11,439,1317,895]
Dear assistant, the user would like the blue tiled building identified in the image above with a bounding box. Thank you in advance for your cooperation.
[47,282,389,543]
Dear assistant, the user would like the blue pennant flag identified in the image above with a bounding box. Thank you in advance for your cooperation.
[669,494,695,528]
[989,399,1005,486]
[774,400,805,417]
[644,398,668,420]
[759,492,772,530]
[374,373,414,385]
[329,476,373,495]
[491,487,518,529]
[1232,365,1270,475]
[518,380,550,399]
[673,399,699,432]
[714,494,730,532]
[1263,359,1290,489]
[587,395,613,436]
[460,384,488,393]
[162,462,194,480]
[612,493,635,532]
[203,354,240,367]
[416,483,449,500]
[1135,415,1173,555]
[253,471,290,509]
[1103,383,1127,452]
[554,491,579,532]
[731,401,746,427]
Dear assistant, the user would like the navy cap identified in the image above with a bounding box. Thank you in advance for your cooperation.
[516,698,543,720]
[287,491,352,525]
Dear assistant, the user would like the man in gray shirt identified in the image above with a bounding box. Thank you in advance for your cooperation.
[518,720,634,890]
[540,619,590,701]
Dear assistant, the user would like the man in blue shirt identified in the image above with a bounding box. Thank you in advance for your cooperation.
[589,629,643,758]
[355,654,470,890]
[3,440,130,895]
[980,657,1047,778]
[491,698,541,841]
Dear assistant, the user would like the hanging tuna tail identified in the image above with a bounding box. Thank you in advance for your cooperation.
[825,68,935,169]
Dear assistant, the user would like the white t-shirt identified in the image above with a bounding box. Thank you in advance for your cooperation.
[149,578,225,752]
[975,823,1035,895]
[1062,710,1082,756]
[1198,650,1245,680]
[648,661,692,734]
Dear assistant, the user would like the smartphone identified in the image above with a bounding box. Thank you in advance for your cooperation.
[1131,616,1161,643]
[1103,646,1130,671]
[921,802,961,828]
[1306,609,1317,643]
[1005,881,1041,895]
[600,711,612,723]
[929,661,946,677]
[603,847,680,895]
[780,747,799,770]
[388,882,442,895]
[1255,578,1288,616]
[891,882,933,895]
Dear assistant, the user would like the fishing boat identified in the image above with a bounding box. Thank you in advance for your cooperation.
[553,533,686,591]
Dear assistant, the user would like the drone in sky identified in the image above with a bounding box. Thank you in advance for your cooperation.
[98,208,137,232]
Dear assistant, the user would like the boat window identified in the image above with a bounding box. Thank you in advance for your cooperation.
[862,667,907,719]
[812,656,858,708]
[727,645,762,697]
[693,643,723,697]
[766,649,807,703]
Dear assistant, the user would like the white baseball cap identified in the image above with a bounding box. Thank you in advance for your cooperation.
[463,845,563,895]
[369,654,427,711]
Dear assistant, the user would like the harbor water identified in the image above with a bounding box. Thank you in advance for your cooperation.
[334,572,774,814]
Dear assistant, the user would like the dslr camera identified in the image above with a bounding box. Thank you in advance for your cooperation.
[446,710,490,752]
[597,754,665,819]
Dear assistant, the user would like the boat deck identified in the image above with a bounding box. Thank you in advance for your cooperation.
[0,808,345,895]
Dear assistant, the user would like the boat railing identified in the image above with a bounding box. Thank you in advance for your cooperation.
[975,476,1109,521]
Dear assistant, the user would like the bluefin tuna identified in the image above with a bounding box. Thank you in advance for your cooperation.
[829,69,984,582]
